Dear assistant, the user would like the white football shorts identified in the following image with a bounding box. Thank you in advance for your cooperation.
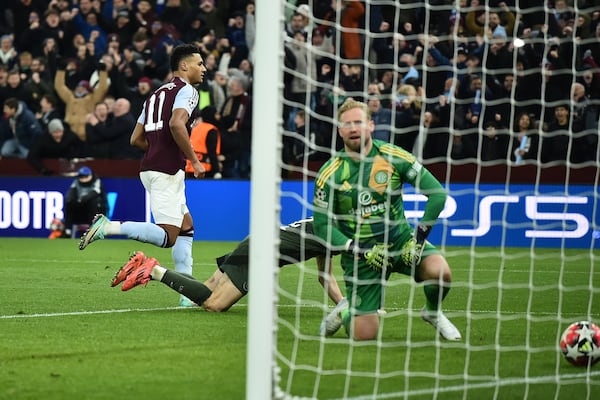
[140,169,189,226]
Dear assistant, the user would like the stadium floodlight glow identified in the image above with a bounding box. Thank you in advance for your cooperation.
[513,37,525,48]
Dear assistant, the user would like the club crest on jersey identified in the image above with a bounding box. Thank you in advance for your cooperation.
[374,170,388,184]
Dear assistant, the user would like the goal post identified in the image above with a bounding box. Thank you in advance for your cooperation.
[246,0,283,398]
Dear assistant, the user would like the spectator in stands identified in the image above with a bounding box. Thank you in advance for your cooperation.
[17,11,42,55]
[127,31,153,76]
[187,105,222,179]
[37,93,62,134]
[54,60,109,141]
[286,11,308,38]
[480,26,513,83]
[480,120,510,162]
[282,108,309,171]
[161,0,190,31]
[229,59,254,91]
[83,101,110,157]
[27,118,83,175]
[422,107,451,160]
[0,65,7,95]
[0,35,18,70]
[23,63,54,115]
[367,90,414,146]
[580,52,600,99]
[63,166,108,238]
[88,98,143,160]
[0,97,42,158]
[220,75,252,178]
[284,30,317,132]
[147,20,179,80]
[197,0,228,39]
[393,83,422,151]
[208,70,228,112]
[543,39,576,109]
[334,0,365,60]
[541,103,582,164]
[133,0,158,33]
[90,52,115,92]
[583,21,600,62]
[465,4,515,39]
[511,112,540,165]
[19,8,63,58]
[570,82,598,163]
[111,41,144,92]
[373,25,415,67]
[0,68,28,109]
[112,7,135,46]
[182,12,210,44]
[226,10,249,69]
[419,35,452,99]
[6,0,47,47]
[118,76,153,117]
[71,7,108,59]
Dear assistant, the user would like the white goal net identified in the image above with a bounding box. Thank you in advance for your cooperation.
[248,0,600,399]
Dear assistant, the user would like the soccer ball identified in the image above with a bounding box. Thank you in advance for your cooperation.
[559,321,600,367]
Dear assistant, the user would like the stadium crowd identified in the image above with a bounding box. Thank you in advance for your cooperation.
[0,0,598,178]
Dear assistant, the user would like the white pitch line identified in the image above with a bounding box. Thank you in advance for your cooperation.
[1,305,596,320]
[0,306,184,319]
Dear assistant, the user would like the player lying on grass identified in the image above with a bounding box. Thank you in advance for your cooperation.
[111,218,347,318]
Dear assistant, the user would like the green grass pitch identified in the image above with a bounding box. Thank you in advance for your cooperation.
[0,238,598,399]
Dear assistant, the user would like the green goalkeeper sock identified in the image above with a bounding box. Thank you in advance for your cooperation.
[423,284,450,312]
[341,308,351,335]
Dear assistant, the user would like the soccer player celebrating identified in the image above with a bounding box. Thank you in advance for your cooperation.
[110,218,345,314]
[313,100,461,341]
[79,44,207,307]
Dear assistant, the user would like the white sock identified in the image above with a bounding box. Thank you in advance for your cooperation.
[120,222,168,247]
[151,265,167,281]
[105,221,122,235]
[172,235,193,275]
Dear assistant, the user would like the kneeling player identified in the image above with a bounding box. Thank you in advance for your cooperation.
[111,218,345,313]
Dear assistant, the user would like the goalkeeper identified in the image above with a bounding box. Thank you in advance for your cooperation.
[109,218,345,312]
[313,99,461,341]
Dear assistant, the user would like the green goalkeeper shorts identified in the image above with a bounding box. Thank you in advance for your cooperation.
[341,232,440,315]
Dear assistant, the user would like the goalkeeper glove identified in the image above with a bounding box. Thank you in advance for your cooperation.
[364,244,391,270]
[346,240,391,270]
[400,224,432,267]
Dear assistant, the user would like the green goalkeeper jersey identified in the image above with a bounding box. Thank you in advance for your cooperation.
[313,139,447,249]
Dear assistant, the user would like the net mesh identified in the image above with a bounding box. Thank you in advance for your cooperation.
[271,0,600,398]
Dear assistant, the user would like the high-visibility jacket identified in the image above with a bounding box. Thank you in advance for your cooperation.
[186,122,221,173]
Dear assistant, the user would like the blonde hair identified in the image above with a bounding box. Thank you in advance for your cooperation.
[337,99,371,121]
[398,84,422,110]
